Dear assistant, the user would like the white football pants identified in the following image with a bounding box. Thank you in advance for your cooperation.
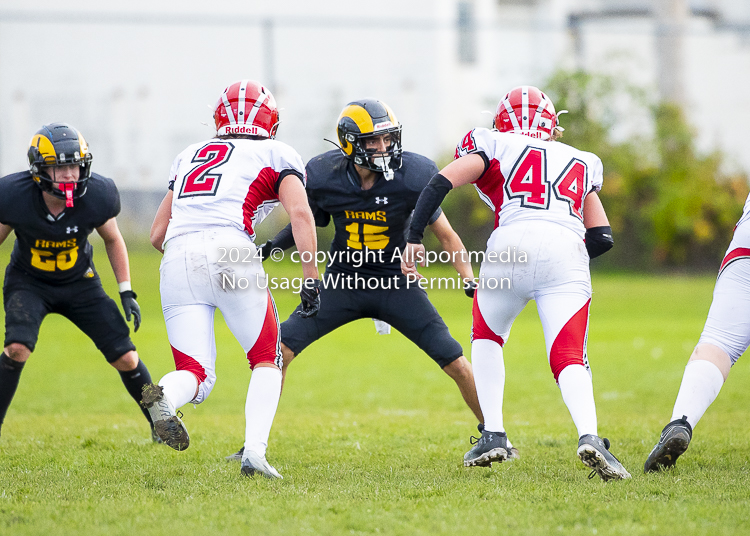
[159,229,281,404]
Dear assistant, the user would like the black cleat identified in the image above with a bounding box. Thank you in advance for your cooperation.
[577,434,631,481]
[464,426,513,467]
[475,423,519,460]
[644,415,692,473]
[140,383,190,451]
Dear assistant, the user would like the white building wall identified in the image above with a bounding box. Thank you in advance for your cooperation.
[0,0,748,197]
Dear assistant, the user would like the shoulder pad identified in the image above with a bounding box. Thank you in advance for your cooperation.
[305,150,347,189]
[398,152,439,192]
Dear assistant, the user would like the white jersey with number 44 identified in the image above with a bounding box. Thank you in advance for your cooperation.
[164,137,305,243]
[456,128,603,240]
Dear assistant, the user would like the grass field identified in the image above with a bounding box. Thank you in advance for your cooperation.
[1,241,750,535]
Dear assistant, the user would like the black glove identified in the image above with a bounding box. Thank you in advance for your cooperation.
[257,240,274,262]
[297,279,321,318]
[464,280,477,299]
[120,290,141,332]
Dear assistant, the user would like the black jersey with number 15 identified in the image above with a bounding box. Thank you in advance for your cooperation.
[306,150,441,278]
[0,171,121,284]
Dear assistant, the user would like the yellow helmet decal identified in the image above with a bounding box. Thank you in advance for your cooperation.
[338,104,376,156]
[77,132,89,157]
[340,104,375,134]
[30,134,57,162]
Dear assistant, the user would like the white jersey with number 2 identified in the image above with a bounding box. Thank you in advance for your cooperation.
[164,137,305,244]
[455,128,603,239]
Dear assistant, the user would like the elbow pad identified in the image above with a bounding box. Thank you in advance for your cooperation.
[585,226,613,259]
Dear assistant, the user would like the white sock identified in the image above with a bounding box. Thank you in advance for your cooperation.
[670,360,725,429]
[244,367,282,458]
[158,370,198,409]
[471,339,505,434]
[558,364,598,438]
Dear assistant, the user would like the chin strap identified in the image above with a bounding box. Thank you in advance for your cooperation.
[62,183,76,207]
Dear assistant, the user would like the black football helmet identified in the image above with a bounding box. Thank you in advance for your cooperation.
[337,99,402,180]
[28,123,93,203]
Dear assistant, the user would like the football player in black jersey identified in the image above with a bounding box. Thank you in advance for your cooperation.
[228,99,514,461]
[0,123,157,441]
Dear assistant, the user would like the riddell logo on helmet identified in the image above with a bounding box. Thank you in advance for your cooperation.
[226,125,260,135]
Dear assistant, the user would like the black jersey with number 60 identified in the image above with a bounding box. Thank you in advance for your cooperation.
[306,150,441,278]
[0,171,120,284]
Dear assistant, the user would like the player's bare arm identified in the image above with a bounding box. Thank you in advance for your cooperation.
[403,153,486,279]
[428,212,474,283]
[582,191,609,228]
[97,217,131,285]
[581,191,614,259]
[0,222,12,246]
[98,217,141,332]
[439,153,487,188]
[150,190,173,253]
[278,176,319,281]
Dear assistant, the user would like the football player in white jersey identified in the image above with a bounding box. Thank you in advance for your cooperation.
[644,193,750,472]
[403,86,630,481]
[145,80,320,479]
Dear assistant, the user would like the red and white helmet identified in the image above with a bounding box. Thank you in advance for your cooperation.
[213,80,279,138]
[494,86,563,140]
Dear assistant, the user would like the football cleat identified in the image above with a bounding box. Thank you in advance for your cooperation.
[225,446,244,462]
[464,426,514,467]
[644,415,692,473]
[475,423,519,460]
[140,383,190,451]
[241,450,283,479]
[151,426,164,444]
[577,434,631,481]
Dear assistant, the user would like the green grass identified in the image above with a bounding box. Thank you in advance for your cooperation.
[1,241,750,535]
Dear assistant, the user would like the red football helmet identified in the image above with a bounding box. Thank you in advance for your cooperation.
[213,80,279,138]
[494,86,562,140]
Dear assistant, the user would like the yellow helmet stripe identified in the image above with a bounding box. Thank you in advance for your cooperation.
[77,131,89,156]
[339,104,374,135]
[30,134,57,161]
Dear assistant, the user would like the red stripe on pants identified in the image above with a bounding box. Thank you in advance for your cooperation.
[247,291,281,369]
[171,345,208,383]
[549,299,590,381]
[470,294,505,346]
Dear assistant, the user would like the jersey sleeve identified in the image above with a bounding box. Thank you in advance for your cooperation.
[109,181,122,219]
[92,175,121,225]
[272,144,306,187]
[0,181,10,225]
[303,157,332,228]
[454,128,494,161]
[590,155,603,193]
[308,189,331,228]
[167,154,181,191]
